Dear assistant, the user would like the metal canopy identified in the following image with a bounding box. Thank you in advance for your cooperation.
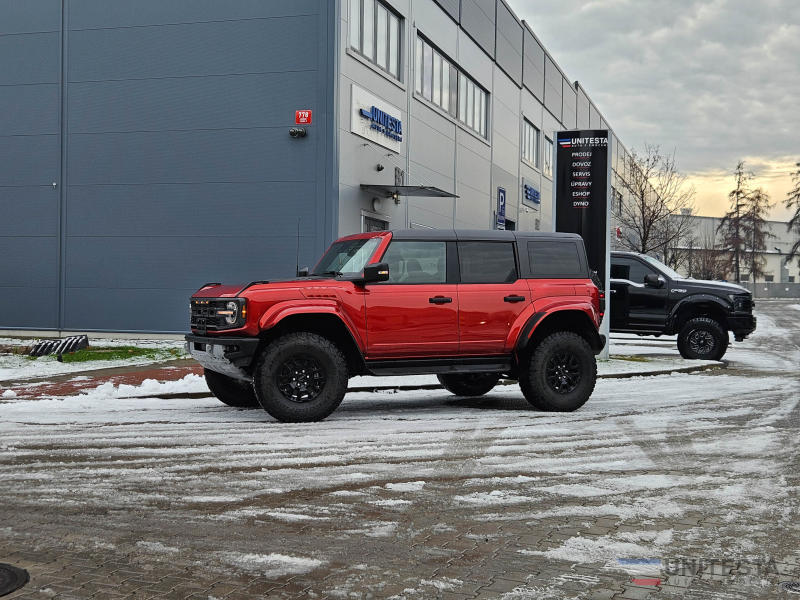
[360,184,459,198]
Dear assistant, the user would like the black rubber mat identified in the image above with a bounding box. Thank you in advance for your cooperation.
[0,564,29,597]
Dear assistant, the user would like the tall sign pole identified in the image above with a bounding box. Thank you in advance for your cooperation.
[552,129,613,359]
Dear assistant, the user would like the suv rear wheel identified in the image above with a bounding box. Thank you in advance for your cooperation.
[677,317,728,360]
[519,332,597,412]
[437,373,500,397]
[204,369,259,408]
[253,332,349,422]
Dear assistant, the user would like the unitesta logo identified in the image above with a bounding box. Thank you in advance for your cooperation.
[558,136,608,149]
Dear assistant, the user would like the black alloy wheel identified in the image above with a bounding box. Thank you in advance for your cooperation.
[253,332,349,422]
[519,331,597,412]
[677,317,729,360]
[544,351,582,394]
[276,356,327,403]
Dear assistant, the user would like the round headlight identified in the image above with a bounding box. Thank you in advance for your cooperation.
[224,301,238,325]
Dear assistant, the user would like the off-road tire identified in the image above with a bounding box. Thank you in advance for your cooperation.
[519,331,597,412]
[677,317,728,360]
[204,369,259,408]
[437,372,500,397]
[253,332,348,422]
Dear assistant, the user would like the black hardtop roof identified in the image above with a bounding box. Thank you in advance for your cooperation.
[389,229,583,242]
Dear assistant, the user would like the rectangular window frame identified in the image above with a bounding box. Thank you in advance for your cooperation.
[457,241,520,284]
[543,136,554,178]
[522,119,541,169]
[415,34,489,139]
[350,0,404,82]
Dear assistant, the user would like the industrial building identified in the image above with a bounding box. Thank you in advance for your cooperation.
[0,0,632,333]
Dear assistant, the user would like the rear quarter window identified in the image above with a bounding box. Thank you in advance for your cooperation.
[527,241,586,278]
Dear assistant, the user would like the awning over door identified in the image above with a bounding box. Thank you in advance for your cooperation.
[360,184,459,198]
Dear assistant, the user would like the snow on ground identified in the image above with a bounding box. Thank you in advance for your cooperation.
[0,301,796,597]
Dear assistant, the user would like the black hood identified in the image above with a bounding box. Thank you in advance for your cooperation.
[675,278,750,295]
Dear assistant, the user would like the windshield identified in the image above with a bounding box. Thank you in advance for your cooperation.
[312,237,382,276]
[641,254,683,280]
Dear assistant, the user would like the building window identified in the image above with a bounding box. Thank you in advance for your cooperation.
[522,119,540,168]
[764,274,774,282]
[789,276,796,283]
[415,35,487,138]
[350,0,402,79]
[363,216,388,232]
[543,136,553,177]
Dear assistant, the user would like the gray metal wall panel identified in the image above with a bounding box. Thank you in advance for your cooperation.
[495,1,522,85]
[67,129,316,185]
[56,0,333,332]
[543,55,562,120]
[0,84,60,136]
[432,0,459,21]
[0,32,60,84]
[0,2,61,331]
[67,72,317,133]
[0,188,59,236]
[576,86,591,129]
[67,16,318,81]
[0,0,61,34]
[460,0,495,58]
[67,0,319,28]
[65,183,319,237]
[0,135,60,186]
[522,28,544,101]
[562,78,577,129]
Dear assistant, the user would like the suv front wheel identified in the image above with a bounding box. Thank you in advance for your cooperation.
[677,317,728,360]
[519,332,597,412]
[437,372,500,397]
[253,332,349,422]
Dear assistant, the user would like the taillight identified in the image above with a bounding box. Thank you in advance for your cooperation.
[598,291,605,318]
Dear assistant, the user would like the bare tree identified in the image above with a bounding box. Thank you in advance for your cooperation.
[694,227,729,281]
[787,161,800,265]
[617,145,696,259]
[717,161,751,282]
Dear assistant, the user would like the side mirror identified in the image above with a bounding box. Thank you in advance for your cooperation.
[644,273,664,288]
[360,262,390,285]
[297,266,309,277]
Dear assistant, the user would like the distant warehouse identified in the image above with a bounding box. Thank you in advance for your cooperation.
[0,0,633,333]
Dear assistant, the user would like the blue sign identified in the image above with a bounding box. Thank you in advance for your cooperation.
[359,106,402,142]
[523,183,541,205]
[496,187,506,230]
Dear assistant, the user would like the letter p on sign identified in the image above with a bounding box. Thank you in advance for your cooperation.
[295,110,312,125]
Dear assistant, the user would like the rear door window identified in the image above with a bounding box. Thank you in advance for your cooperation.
[527,241,584,278]
[458,242,518,283]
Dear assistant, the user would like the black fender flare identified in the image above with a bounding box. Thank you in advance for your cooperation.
[668,294,731,331]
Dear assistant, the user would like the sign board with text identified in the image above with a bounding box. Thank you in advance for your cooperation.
[350,84,403,153]
[554,128,612,356]
[496,187,506,230]
[295,110,312,124]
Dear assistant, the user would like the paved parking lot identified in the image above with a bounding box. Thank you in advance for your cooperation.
[1,301,799,599]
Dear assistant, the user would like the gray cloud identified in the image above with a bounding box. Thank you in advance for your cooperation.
[509,0,800,174]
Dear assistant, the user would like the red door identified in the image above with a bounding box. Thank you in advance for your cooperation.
[456,241,530,355]
[364,240,458,358]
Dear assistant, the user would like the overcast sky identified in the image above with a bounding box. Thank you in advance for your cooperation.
[508,0,800,219]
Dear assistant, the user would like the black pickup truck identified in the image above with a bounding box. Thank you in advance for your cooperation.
[609,251,756,360]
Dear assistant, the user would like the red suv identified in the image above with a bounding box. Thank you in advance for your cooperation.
[186,230,604,422]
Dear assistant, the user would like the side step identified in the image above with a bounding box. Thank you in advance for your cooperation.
[365,356,512,376]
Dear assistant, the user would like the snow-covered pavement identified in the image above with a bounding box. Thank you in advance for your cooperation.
[1,301,798,599]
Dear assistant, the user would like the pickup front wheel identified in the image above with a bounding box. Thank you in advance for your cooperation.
[677,317,728,360]
[253,332,348,422]
[519,332,597,412]
[437,373,500,397]
[204,369,259,408]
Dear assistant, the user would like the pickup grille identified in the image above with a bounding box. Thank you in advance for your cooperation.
[734,296,753,312]
[190,299,229,331]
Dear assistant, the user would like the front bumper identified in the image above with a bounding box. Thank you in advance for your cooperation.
[184,334,260,382]
[728,313,757,341]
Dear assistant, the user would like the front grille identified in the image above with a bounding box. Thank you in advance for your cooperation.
[190,299,229,331]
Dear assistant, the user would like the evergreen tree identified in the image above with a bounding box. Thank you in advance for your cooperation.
[717,162,751,282]
[787,162,800,264]
[742,187,773,281]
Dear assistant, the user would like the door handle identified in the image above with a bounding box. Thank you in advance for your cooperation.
[503,295,526,303]
[429,296,452,304]
[609,289,617,294]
